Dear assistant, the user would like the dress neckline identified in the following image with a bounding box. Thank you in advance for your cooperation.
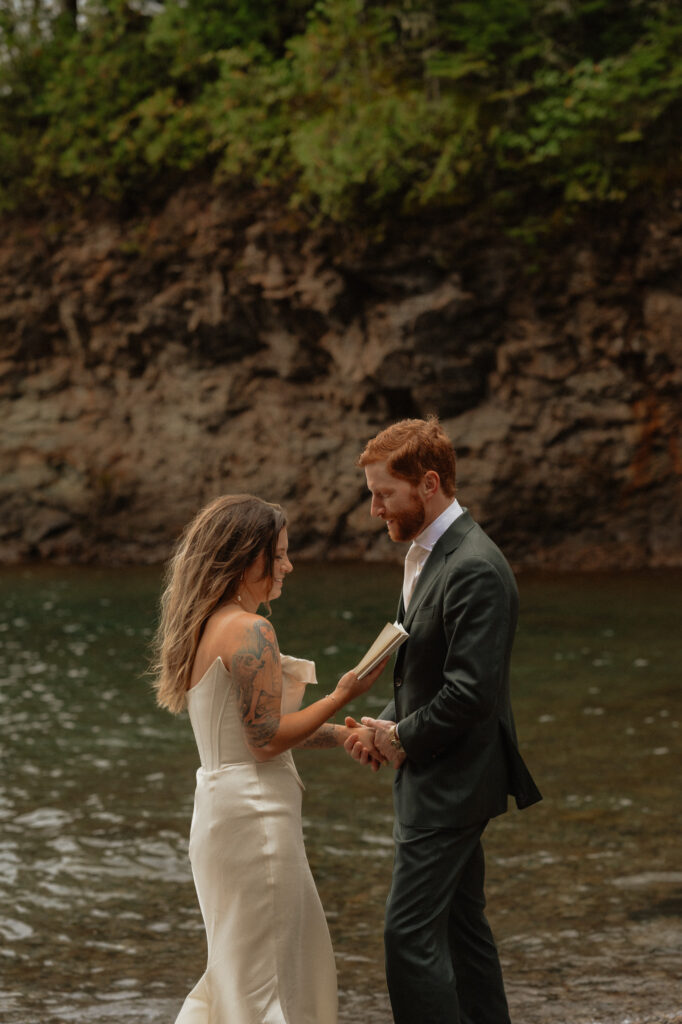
[187,656,228,699]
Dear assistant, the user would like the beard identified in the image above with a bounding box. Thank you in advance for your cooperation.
[390,492,426,542]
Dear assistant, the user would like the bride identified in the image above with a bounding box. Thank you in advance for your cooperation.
[152,494,387,1024]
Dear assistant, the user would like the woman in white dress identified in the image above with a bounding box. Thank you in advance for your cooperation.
[152,494,387,1024]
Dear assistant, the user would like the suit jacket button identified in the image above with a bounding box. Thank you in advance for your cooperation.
[394,676,403,688]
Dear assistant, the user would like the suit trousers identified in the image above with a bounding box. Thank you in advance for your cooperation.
[384,819,511,1024]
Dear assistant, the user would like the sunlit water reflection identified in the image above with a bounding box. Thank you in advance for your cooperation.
[1,565,680,1024]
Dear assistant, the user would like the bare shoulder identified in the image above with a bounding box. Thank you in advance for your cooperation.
[191,608,278,686]
[230,614,280,678]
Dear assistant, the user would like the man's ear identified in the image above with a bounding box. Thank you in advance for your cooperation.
[421,470,441,499]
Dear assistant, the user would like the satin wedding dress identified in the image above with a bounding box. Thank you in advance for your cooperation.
[174,655,338,1024]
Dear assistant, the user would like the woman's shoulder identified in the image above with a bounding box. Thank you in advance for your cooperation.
[208,607,279,658]
[216,606,276,638]
[229,612,279,660]
[191,608,278,685]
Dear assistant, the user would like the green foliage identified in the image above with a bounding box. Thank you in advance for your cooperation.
[0,0,680,228]
[492,13,682,206]
[146,0,312,58]
[30,13,169,200]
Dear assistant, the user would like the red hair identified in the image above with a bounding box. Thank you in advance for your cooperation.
[358,416,456,497]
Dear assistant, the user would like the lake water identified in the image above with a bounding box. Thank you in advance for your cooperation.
[1,563,680,1024]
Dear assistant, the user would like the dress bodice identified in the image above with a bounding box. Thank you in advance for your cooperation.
[186,654,317,771]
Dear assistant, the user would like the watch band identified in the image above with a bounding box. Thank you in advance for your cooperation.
[388,724,404,753]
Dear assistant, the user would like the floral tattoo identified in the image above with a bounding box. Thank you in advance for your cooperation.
[232,620,282,749]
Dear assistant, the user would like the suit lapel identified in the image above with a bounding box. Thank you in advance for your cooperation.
[402,511,476,630]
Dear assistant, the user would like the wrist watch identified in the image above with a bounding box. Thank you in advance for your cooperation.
[388,724,404,754]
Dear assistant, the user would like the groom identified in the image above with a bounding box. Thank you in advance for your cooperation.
[345,416,541,1024]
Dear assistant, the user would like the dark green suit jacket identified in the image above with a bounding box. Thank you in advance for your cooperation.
[381,510,541,828]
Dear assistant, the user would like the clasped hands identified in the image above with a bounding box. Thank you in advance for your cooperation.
[344,716,406,772]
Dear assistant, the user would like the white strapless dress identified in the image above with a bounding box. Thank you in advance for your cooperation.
[174,655,338,1024]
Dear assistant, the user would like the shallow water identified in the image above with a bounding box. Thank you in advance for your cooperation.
[0,564,680,1024]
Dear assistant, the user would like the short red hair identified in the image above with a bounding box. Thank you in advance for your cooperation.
[358,416,456,497]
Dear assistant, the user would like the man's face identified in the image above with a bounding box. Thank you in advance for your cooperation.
[365,461,426,543]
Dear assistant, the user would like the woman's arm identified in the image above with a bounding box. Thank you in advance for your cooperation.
[298,721,386,771]
[296,724,346,749]
[231,617,388,761]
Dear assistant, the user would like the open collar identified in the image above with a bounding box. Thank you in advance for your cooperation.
[400,510,475,629]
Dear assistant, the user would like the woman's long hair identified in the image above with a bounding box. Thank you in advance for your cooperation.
[151,494,287,713]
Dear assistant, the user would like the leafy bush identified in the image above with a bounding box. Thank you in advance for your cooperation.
[0,0,680,228]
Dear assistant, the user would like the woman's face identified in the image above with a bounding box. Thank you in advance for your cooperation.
[242,527,293,606]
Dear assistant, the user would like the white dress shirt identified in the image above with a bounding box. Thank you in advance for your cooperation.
[402,499,464,608]
[396,498,465,745]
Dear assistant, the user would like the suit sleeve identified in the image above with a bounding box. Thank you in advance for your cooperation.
[377,699,396,722]
[397,557,510,764]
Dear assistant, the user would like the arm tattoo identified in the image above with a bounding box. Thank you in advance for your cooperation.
[297,724,340,749]
[232,620,281,749]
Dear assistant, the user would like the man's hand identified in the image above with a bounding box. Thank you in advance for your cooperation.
[361,717,407,769]
[343,716,386,772]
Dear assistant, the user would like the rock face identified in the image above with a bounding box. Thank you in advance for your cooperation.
[1,188,680,569]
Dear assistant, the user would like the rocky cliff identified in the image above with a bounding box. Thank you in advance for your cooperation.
[1,187,680,569]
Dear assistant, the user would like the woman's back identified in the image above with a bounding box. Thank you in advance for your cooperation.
[186,657,254,770]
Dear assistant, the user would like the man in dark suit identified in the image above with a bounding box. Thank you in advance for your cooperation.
[345,416,541,1024]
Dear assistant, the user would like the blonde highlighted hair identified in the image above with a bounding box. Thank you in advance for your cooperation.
[151,494,287,713]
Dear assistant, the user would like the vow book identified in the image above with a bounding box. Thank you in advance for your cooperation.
[353,621,409,680]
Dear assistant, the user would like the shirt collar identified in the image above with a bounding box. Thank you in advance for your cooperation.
[413,498,464,553]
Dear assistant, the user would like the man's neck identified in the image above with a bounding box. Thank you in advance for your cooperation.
[422,495,454,531]
[413,498,463,549]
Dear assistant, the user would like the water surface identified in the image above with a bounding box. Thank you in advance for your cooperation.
[1,564,680,1024]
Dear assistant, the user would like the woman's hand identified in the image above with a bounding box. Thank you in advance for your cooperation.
[343,715,387,771]
[332,655,390,705]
